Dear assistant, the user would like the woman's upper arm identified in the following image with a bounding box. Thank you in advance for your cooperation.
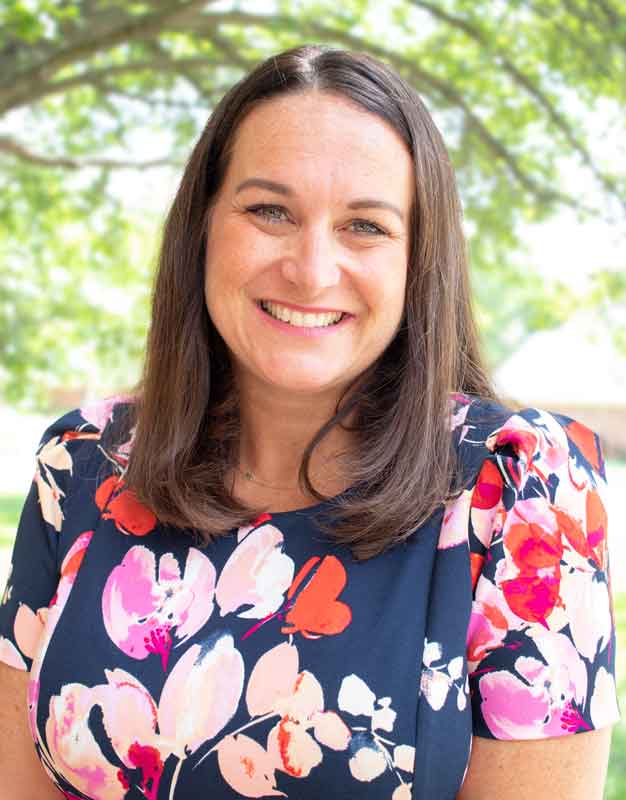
[461,407,621,798]
[457,727,613,800]
[0,661,63,798]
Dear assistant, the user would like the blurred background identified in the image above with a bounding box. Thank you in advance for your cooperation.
[0,0,624,794]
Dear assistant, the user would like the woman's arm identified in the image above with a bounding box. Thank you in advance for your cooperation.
[0,661,64,798]
[457,727,613,800]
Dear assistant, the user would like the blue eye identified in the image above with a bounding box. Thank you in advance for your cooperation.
[351,219,387,236]
[245,204,388,235]
[245,204,289,224]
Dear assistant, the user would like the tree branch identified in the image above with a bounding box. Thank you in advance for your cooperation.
[205,10,590,213]
[0,134,179,170]
[525,1,614,76]
[407,0,625,213]
[0,0,216,111]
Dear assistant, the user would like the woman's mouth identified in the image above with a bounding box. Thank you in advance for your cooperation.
[258,300,346,328]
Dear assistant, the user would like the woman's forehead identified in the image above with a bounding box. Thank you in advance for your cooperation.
[227,91,414,204]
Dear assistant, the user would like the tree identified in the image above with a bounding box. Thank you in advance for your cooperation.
[1,0,624,409]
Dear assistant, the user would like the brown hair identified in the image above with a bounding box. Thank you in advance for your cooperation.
[122,43,502,560]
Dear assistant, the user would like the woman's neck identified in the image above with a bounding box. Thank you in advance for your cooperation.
[234,377,357,491]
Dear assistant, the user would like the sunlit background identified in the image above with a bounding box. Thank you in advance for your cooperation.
[0,0,625,794]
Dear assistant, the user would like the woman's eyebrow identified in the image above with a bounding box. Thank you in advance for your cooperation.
[235,177,404,222]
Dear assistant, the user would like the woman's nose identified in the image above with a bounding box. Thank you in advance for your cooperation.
[280,225,341,294]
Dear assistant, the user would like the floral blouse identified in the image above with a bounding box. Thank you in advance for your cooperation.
[0,392,620,800]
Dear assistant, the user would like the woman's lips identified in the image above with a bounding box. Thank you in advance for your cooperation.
[255,299,353,337]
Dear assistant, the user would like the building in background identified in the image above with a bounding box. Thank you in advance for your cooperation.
[493,309,626,460]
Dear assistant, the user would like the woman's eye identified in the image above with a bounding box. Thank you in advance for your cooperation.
[245,204,289,224]
[351,219,387,236]
[245,205,387,235]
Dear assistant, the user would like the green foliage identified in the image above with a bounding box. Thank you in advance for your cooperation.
[605,591,626,799]
[0,0,624,408]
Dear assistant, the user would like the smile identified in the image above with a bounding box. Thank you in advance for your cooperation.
[259,300,346,328]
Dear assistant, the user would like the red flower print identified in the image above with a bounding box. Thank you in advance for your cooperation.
[471,460,503,510]
[564,419,603,473]
[95,475,157,536]
[505,521,563,572]
[470,553,484,592]
[60,431,100,444]
[586,489,608,570]
[554,506,593,562]
[554,495,609,572]
[500,572,562,628]
[281,556,352,639]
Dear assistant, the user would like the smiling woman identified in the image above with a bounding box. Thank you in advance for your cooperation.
[0,44,620,800]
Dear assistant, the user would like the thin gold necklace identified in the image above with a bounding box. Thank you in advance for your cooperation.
[234,465,300,492]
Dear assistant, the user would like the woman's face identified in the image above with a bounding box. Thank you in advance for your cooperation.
[204,90,414,401]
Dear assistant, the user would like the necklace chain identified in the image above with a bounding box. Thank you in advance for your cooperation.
[233,464,300,492]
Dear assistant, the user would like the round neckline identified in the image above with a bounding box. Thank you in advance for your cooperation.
[262,483,358,519]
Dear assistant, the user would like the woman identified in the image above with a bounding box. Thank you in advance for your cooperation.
[0,44,620,799]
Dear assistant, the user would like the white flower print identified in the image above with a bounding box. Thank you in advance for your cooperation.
[420,637,468,712]
[338,673,415,793]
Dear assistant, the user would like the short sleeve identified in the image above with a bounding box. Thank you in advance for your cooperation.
[0,405,103,671]
[465,406,621,739]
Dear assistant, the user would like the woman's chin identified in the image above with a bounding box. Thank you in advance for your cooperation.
[253,365,351,397]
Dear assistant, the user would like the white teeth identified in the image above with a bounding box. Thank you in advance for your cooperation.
[260,301,344,327]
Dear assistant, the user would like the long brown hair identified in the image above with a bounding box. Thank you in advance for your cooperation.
[121,43,502,560]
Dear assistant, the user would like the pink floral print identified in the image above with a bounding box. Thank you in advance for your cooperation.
[0,392,619,799]
[102,545,217,669]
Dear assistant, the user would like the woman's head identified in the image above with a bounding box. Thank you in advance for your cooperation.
[204,88,413,401]
[149,44,471,405]
[125,44,498,559]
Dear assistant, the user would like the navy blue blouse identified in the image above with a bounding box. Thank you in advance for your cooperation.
[0,392,620,799]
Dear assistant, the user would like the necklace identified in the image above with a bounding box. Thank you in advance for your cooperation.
[234,465,300,492]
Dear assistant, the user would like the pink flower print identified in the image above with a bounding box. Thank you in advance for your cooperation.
[0,636,27,669]
[216,523,294,619]
[80,394,134,432]
[487,410,569,491]
[45,670,163,800]
[13,603,48,661]
[102,545,216,669]
[268,715,324,779]
[449,399,471,438]
[560,700,590,733]
[190,641,348,791]
[477,669,552,740]
[159,633,245,757]
[392,783,413,800]
[216,734,286,798]
[266,671,326,778]
[262,661,351,779]
[466,599,509,666]
[246,642,300,717]
[438,489,472,550]
[477,627,589,738]
[42,633,245,799]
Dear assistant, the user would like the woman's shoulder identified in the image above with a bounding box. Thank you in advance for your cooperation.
[34,394,138,519]
[449,391,607,491]
[38,393,137,453]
